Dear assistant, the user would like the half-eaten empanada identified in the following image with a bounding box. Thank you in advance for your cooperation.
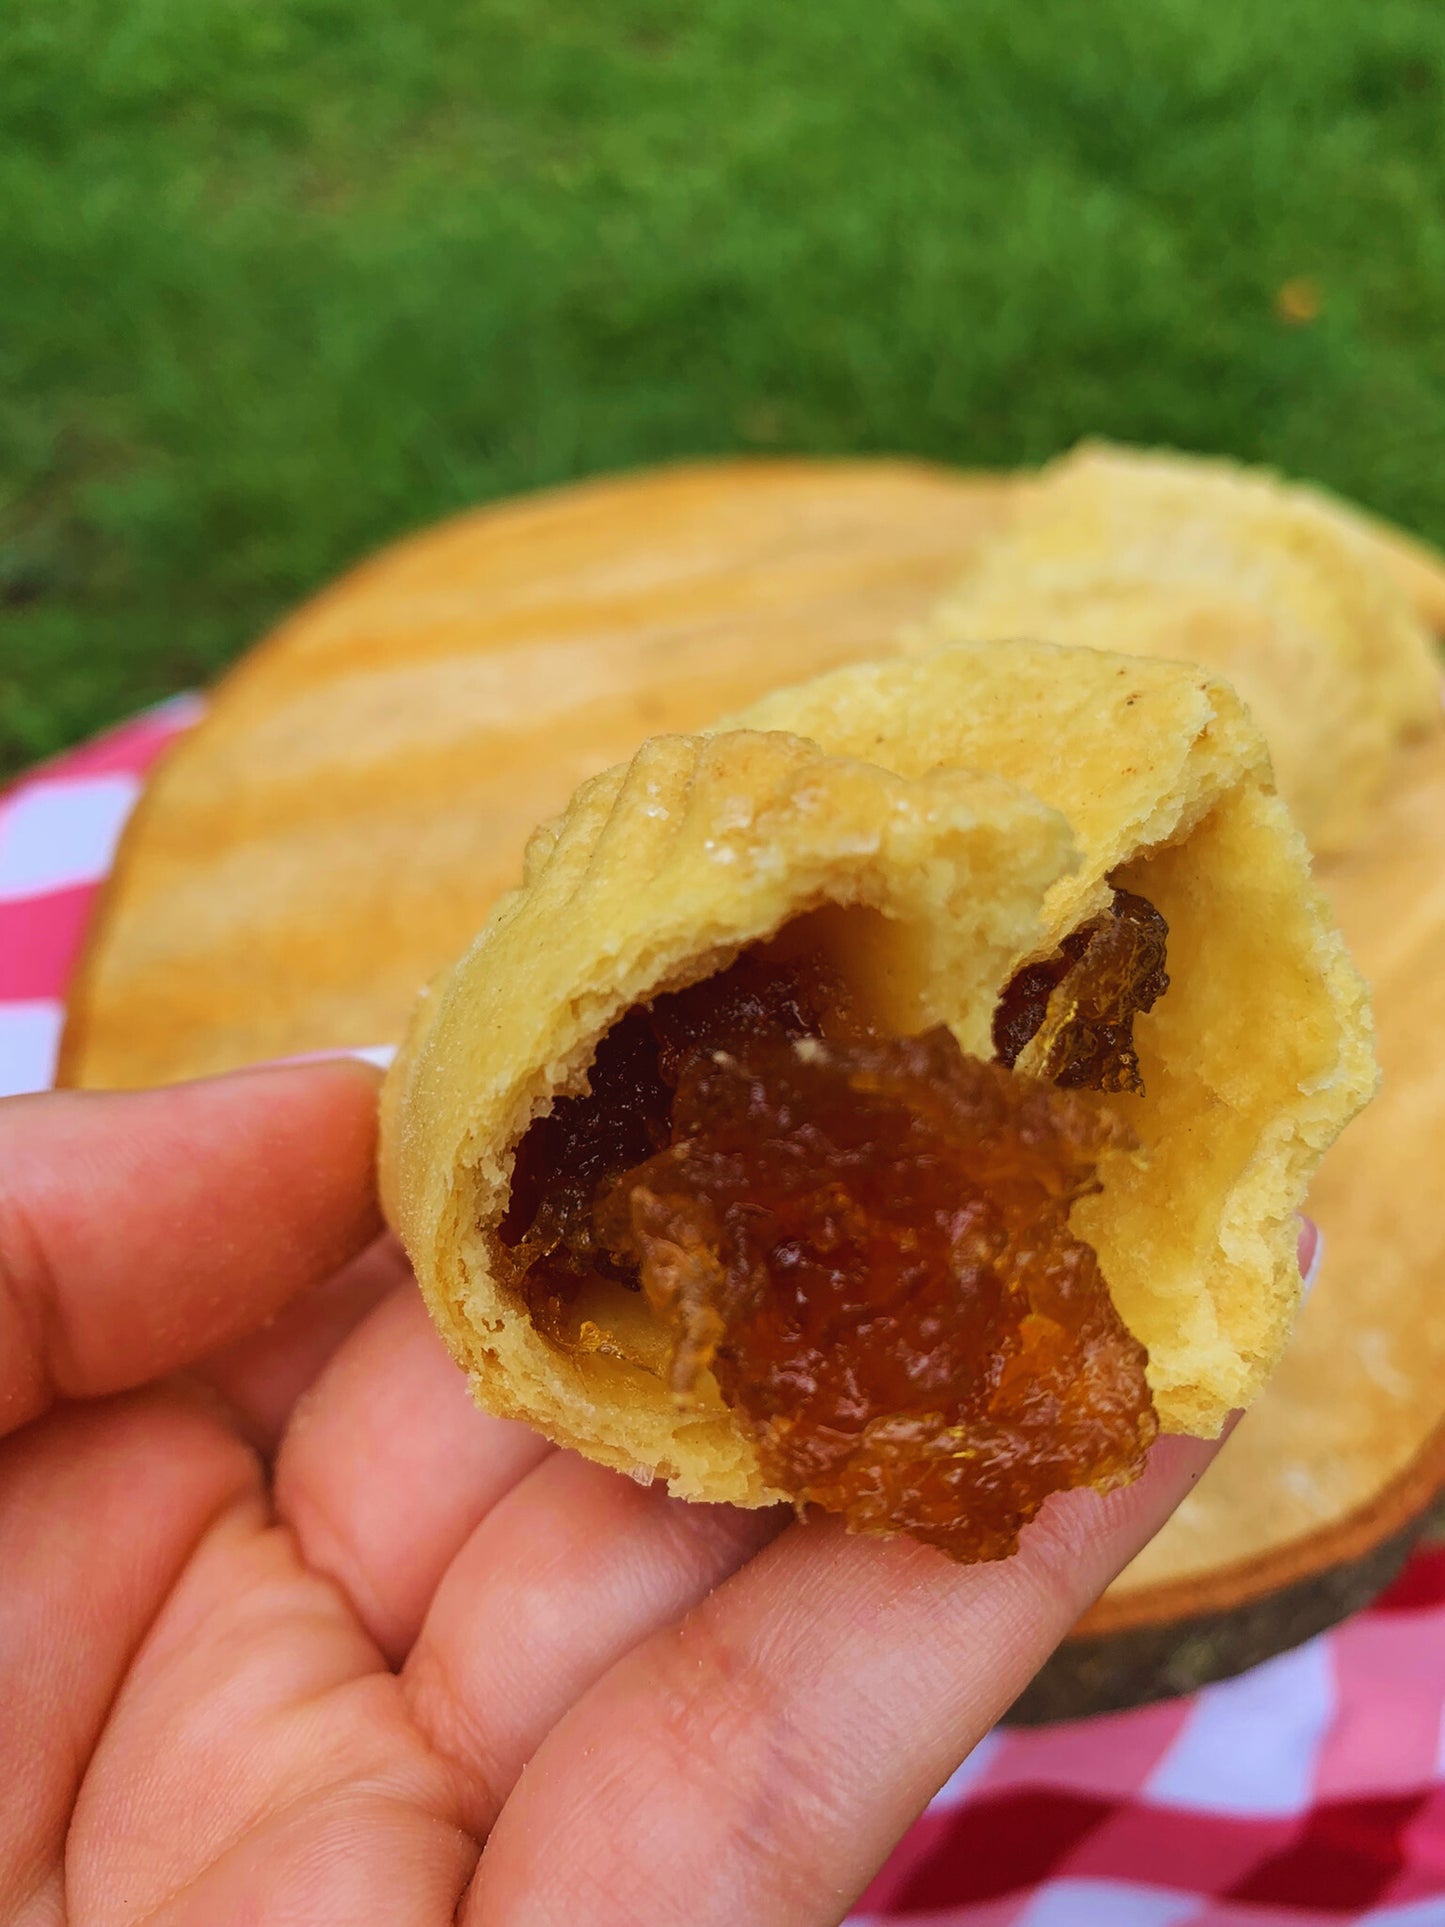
[382,640,1375,1561]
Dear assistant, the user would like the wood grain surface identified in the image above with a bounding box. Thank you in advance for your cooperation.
[61,459,1017,1083]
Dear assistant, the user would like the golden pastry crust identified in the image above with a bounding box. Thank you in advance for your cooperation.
[382,640,1376,1506]
[919,442,1441,853]
[383,726,1076,1504]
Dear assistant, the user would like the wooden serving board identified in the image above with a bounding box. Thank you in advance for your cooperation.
[60,457,1445,1715]
[61,460,1018,1083]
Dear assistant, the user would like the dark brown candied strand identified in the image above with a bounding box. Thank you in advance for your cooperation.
[495,943,865,1335]
[648,942,871,1085]
[599,1031,1157,1563]
[498,1005,669,1338]
[992,888,1169,1094]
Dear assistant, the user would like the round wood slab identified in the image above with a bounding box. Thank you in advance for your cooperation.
[59,457,1445,1717]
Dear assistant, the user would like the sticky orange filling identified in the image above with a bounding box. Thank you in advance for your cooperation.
[497,901,1167,1561]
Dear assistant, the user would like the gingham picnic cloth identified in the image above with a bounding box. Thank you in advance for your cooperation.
[6,706,1445,1927]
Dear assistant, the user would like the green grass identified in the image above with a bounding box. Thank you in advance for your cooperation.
[3,0,1444,772]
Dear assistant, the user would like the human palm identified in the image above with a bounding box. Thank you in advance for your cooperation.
[2,1064,1220,1926]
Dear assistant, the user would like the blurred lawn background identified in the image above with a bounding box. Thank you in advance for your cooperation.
[3,0,1444,774]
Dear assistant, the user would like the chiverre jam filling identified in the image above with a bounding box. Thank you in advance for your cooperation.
[496,898,1168,1560]
[497,947,866,1343]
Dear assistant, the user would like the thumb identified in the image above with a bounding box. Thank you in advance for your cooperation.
[0,1062,383,1437]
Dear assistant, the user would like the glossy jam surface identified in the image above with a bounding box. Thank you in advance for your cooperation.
[600,1032,1154,1559]
[992,888,1170,1093]
[498,913,1165,1561]
[498,947,863,1342]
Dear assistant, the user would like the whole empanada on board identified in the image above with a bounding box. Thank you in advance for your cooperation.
[919,443,1441,854]
[382,639,1376,1534]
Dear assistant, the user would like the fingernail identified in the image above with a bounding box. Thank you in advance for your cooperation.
[260,1044,397,1070]
[1297,1214,1324,1298]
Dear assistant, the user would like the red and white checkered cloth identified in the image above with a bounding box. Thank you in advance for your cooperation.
[6,706,1445,1927]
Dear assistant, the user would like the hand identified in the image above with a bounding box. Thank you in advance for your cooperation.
[2,1066,1227,1926]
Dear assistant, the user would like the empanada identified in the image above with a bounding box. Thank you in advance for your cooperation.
[382,640,1375,1561]
[920,443,1441,852]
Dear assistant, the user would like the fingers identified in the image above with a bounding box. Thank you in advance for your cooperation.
[276,1280,782,1771]
[273,1284,554,1663]
[0,1064,383,1437]
[63,1418,477,1926]
[461,1435,1221,1927]
[106,1793,477,1927]
[402,1456,787,1834]
[191,1232,410,1456]
[0,1390,261,1920]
